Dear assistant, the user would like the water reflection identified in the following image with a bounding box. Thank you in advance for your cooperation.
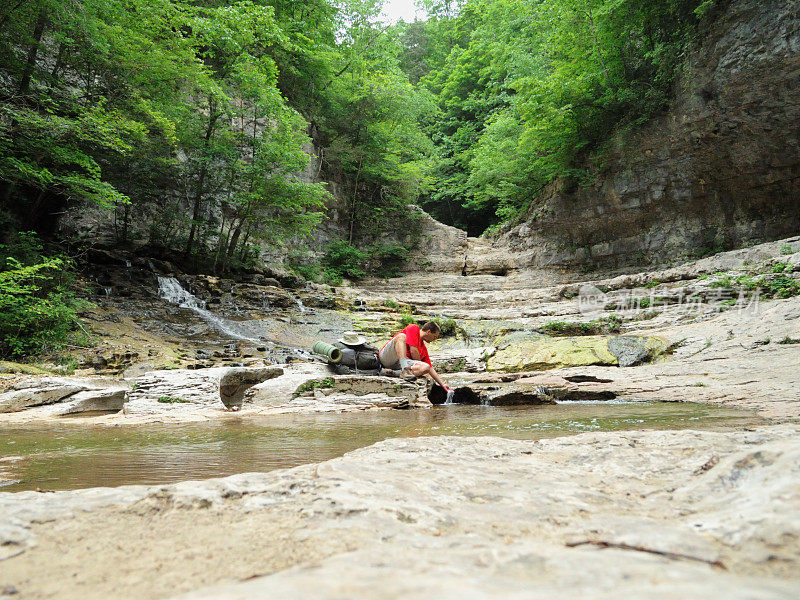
[0,403,759,492]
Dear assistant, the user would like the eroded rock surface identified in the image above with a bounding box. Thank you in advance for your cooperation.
[1,428,797,599]
[0,378,128,415]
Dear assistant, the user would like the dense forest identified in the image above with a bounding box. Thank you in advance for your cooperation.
[0,0,720,357]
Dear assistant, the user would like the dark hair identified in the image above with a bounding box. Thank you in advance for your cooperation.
[421,321,441,334]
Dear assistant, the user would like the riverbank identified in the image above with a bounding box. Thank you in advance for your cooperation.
[2,426,798,599]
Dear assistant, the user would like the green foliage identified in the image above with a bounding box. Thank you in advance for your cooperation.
[780,244,796,255]
[157,396,189,404]
[778,336,800,345]
[644,280,661,289]
[383,299,400,309]
[323,240,369,282]
[758,274,800,299]
[707,264,800,299]
[429,317,462,338]
[710,274,734,288]
[542,314,621,336]
[398,310,417,328]
[372,244,410,278]
[0,232,89,358]
[769,262,790,273]
[294,377,335,395]
[291,264,323,283]
[406,0,722,234]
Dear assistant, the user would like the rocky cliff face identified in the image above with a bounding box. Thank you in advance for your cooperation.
[480,0,800,275]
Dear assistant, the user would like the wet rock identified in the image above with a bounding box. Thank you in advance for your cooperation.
[219,367,284,410]
[428,385,486,405]
[233,284,292,309]
[563,375,614,383]
[481,385,557,406]
[488,337,618,372]
[608,336,653,367]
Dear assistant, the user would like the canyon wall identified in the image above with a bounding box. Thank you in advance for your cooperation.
[471,0,800,275]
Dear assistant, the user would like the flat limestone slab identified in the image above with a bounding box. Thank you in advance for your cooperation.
[1,427,798,600]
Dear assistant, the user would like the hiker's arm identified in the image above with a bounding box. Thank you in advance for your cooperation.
[428,366,451,391]
[393,333,407,358]
[409,346,421,361]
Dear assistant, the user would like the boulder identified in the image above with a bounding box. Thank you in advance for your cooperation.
[247,362,334,408]
[0,377,130,415]
[219,366,284,410]
[299,375,430,410]
[488,337,618,372]
[37,388,128,416]
[125,368,230,414]
[480,384,557,406]
[608,336,653,367]
[0,383,84,413]
[433,347,495,373]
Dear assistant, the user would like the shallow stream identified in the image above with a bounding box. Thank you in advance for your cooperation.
[0,402,759,492]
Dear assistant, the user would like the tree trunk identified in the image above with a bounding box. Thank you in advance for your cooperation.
[586,9,612,88]
[348,155,363,243]
[226,219,243,262]
[18,9,47,96]
[185,98,219,256]
[238,228,251,262]
[50,42,65,80]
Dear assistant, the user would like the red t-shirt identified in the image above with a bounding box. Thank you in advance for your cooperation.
[382,324,431,366]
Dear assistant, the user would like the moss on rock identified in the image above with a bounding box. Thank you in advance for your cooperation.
[487,337,619,372]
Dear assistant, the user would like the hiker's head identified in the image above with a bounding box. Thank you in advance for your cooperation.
[420,321,441,342]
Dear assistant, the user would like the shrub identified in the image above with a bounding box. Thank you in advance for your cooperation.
[372,244,409,279]
[769,262,790,274]
[758,274,800,299]
[157,396,189,403]
[0,233,90,359]
[294,377,335,395]
[323,241,369,282]
[398,310,416,328]
[780,244,795,255]
[542,315,622,336]
[383,299,400,309]
[431,317,463,338]
[291,263,322,283]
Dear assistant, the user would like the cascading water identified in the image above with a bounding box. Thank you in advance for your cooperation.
[288,292,308,313]
[157,276,262,343]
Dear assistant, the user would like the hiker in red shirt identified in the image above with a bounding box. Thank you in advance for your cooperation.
[379,321,453,391]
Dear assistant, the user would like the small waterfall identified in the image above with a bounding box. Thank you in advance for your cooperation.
[103,287,113,297]
[157,276,262,343]
[289,292,308,313]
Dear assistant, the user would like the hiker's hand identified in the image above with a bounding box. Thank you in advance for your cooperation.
[443,385,453,392]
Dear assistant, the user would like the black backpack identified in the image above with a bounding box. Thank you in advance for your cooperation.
[329,342,382,375]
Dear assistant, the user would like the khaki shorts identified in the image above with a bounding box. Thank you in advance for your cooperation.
[379,335,422,371]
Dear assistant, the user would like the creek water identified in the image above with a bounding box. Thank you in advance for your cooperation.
[0,402,759,493]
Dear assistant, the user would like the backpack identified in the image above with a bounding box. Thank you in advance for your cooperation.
[329,342,382,375]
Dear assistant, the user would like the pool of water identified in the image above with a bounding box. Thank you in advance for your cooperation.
[0,402,759,492]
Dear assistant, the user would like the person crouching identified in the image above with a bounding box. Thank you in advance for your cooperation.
[379,321,453,392]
